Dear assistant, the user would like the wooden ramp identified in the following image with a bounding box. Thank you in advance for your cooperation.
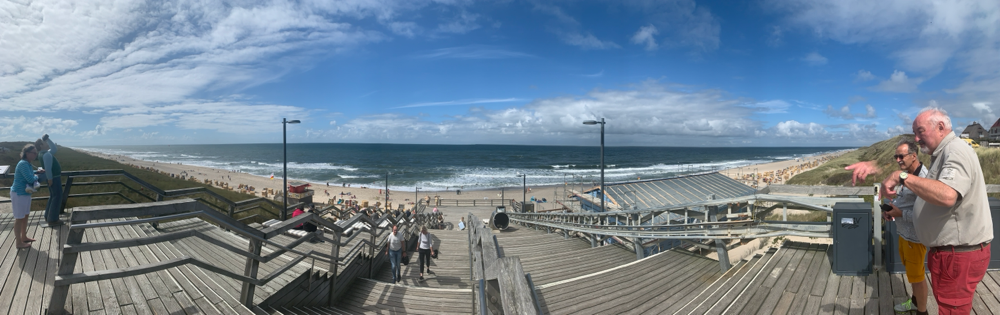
[535,250,723,314]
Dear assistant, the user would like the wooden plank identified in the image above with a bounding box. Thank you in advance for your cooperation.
[621,256,718,314]
[877,272,893,315]
[817,273,843,315]
[718,248,784,314]
[106,222,155,315]
[114,221,186,314]
[702,253,773,315]
[70,199,198,222]
[757,246,808,314]
[10,218,51,314]
[787,245,820,293]
[804,295,823,315]
[773,291,797,315]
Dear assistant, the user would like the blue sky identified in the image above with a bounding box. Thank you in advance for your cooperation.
[2,0,999,147]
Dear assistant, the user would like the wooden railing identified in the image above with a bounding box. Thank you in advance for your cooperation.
[467,213,540,315]
[1,169,288,223]
[48,198,429,314]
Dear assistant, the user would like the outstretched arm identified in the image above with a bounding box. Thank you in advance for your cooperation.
[845,161,879,186]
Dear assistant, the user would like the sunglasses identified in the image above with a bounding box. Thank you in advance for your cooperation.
[894,154,911,160]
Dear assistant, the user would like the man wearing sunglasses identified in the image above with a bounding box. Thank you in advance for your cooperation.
[881,139,929,314]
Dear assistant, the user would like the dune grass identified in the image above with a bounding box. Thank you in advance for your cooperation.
[788,135,1000,199]
[1,142,277,222]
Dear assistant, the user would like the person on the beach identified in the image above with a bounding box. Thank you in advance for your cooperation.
[11,144,42,249]
[847,108,992,315]
[417,226,435,280]
[880,139,929,314]
[386,224,406,284]
[459,217,466,230]
[35,134,64,227]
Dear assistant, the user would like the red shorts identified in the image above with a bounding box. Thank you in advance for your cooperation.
[928,243,990,313]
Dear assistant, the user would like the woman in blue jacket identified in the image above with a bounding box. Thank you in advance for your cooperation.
[11,144,42,249]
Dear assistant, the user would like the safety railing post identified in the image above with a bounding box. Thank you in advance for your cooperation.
[239,239,262,307]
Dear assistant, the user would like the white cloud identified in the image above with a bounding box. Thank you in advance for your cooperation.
[972,102,995,118]
[767,0,1000,119]
[619,0,720,52]
[873,70,924,93]
[766,25,783,47]
[823,104,877,120]
[854,70,875,82]
[388,22,421,38]
[393,98,526,109]
[631,24,659,51]
[411,46,535,59]
[561,33,621,50]
[436,11,480,34]
[803,52,828,66]
[0,116,79,139]
[773,120,827,137]
[743,100,790,114]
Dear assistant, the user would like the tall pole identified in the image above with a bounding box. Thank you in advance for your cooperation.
[281,118,300,219]
[385,173,389,209]
[282,118,288,220]
[522,175,526,212]
[599,118,605,212]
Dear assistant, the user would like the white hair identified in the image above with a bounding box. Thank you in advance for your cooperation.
[918,107,952,130]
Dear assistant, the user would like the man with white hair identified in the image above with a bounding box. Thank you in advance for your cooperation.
[847,108,992,315]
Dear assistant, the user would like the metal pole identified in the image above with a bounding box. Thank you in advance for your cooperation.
[600,118,605,212]
[282,118,288,220]
[522,175,526,212]
[385,173,389,210]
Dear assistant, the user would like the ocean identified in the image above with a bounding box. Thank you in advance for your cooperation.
[79,144,851,191]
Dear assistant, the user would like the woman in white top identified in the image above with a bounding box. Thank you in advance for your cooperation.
[418,226,435,280]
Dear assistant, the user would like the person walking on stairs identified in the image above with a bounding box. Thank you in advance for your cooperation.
[386,224,406,284]
[418,226,435,280]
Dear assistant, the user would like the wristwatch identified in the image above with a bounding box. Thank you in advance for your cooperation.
[899,172,908,185]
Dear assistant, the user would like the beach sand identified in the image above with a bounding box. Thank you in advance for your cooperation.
[83,149,849,211]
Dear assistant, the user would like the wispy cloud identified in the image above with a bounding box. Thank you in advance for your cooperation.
[803,52,828,66]
[411,46,535,59]
[630,24,659,51]
[393,98,526,109]
[583,70,604,78]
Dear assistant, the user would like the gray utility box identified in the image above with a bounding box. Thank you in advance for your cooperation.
[832,202,872,276]
[883,219,906,274]
[990,198,1000,270]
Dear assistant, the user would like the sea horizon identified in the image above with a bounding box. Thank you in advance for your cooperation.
[76,143,853,192]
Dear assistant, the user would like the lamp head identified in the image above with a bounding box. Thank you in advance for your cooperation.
[287,120,300,124]
[583,120,598,125]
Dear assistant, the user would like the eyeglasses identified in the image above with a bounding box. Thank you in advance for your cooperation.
[894,154,910,160]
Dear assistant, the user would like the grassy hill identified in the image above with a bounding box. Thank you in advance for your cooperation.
[788,135,1000,188]
[1,142,277,221]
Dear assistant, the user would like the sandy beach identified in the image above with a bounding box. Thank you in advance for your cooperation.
[82,149,849,211]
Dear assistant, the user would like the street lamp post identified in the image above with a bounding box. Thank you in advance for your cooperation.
[517,174,526,212]
[282,118,300,220]
[415,185,420,207]
[385,173,390,210]
[583,118,606,212]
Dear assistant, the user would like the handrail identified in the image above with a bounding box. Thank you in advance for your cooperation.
[48,198,431,314]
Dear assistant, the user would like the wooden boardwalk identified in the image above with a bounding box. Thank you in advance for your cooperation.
[7,202,1000,314]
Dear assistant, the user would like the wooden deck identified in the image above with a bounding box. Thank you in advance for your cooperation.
[8,201,1000,314]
